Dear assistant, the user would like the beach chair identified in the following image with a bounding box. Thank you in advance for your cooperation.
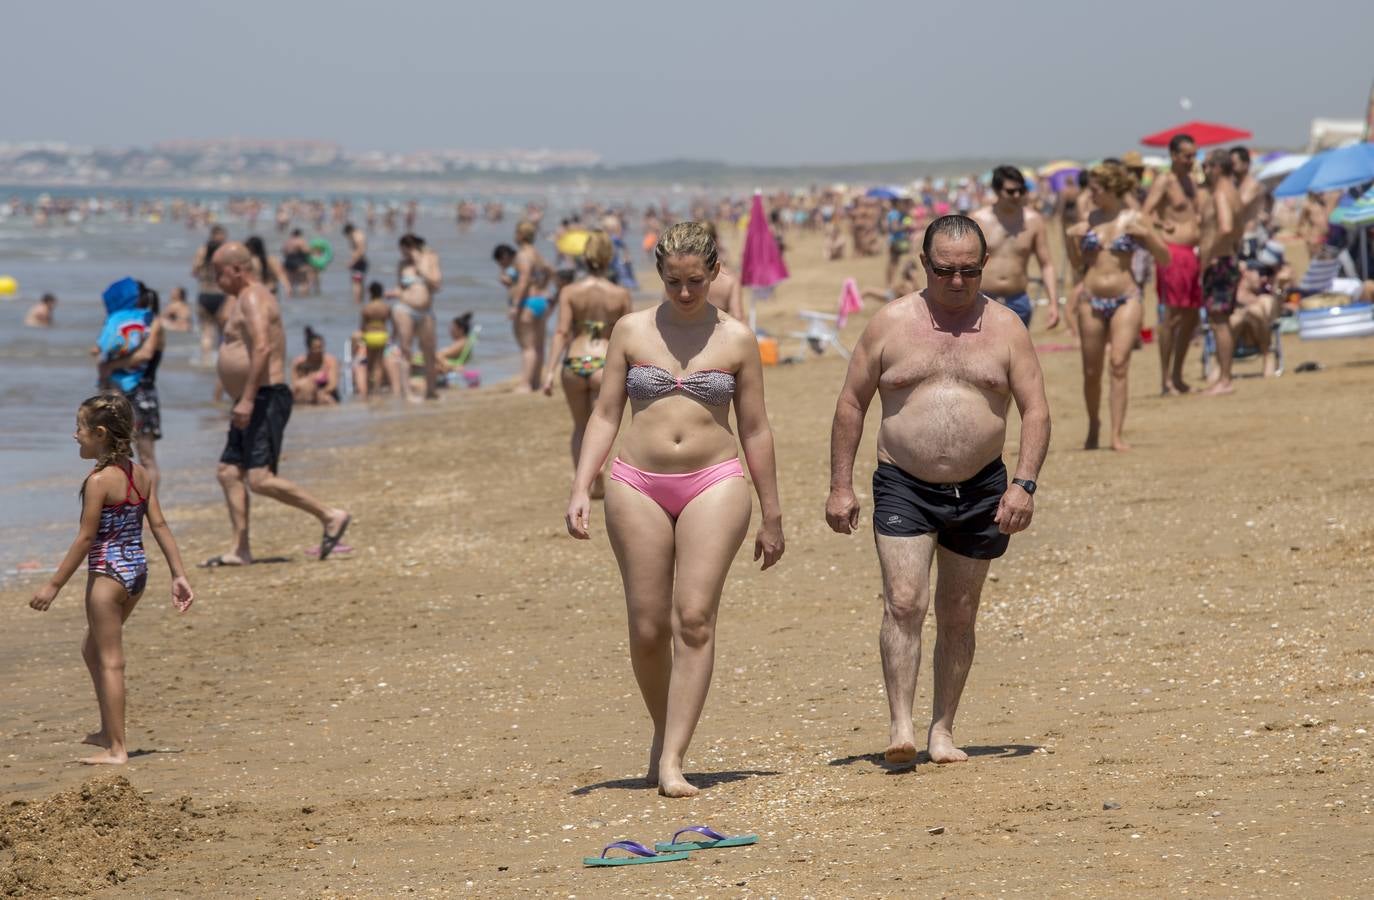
[1200,316,1285,379]
[786,310,850,359]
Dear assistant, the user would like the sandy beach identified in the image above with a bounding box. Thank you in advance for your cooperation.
[2,234,1372,897]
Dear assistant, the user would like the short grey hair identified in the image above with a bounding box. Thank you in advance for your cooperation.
[921,214,987,260]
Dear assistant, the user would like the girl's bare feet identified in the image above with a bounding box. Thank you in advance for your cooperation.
[657,771,699,798]
[79,748,128,765]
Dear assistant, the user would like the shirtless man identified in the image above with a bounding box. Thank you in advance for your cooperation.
[826,215,1050,766]
[1230,146,1266,259]
[344,222,368,305]
[1142,133,1202,395]
[971,166,1060,329]
[703,222,745,320]
[206,243,351,566]
[1198,149,1243,395]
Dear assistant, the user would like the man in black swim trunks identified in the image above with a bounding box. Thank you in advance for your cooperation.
[826,214,1050,768]
[206,242,352,566]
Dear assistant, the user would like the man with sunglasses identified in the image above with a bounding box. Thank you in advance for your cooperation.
[971,166,1060,329]
[826,214,1050,769]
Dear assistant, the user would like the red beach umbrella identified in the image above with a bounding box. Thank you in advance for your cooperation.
[1140,121,1252,148]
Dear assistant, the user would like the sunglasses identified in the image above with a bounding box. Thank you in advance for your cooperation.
[930,265,983,279]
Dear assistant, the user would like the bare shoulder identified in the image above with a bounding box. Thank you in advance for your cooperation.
[717,313,757,353]
[87,465,123,502]
[982,297,1029,336]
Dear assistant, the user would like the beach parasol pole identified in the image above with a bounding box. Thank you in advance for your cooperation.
[738,190,789,333]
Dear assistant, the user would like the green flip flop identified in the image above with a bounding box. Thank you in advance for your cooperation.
[654,825,759,852]
[583,840,690,867]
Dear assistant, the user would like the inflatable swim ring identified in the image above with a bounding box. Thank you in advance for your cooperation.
[309,238,334,271]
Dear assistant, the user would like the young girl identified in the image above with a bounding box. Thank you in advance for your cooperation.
[30,393,194,765]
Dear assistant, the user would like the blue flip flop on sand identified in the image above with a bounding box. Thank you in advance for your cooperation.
[583,840,690,867]
[654,825,759,852]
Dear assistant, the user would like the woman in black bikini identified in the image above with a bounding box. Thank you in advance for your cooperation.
[542,230,633,497]
[1065,162,1170,451]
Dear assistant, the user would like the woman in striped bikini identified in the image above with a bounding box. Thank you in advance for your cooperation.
[564,222,785,798]
[543,230,634,497]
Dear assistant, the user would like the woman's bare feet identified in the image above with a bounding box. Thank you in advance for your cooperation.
[657,769,699,798]
[645,737,663,787]
[79,748,128,765]
[1202,381,1235,396]
[82,730,110,748]
[927,727,968,764]
[1111,437,1132,452]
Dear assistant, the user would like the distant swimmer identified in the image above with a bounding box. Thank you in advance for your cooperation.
[204,242,351,566]
[564,222,784,797]
[827,215,1050,767]
[344,223,368,305]
[24,292,57,327]
[971,166,1060,329]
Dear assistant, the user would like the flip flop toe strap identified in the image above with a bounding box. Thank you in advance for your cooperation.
[671,825,729,844]
[601,840,658,859]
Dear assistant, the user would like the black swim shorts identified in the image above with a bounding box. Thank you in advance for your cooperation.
[349,255,369,279]
[197,291,226,319]
[221,384,293,474]
[126,383,162,440]
[872,457,1010,559]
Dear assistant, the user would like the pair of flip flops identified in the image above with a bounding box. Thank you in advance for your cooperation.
[584,825,757,867]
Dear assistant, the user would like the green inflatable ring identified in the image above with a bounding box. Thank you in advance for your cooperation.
[308,237,334,271]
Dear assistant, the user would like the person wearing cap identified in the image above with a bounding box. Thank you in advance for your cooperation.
[1142,133,1203,395]
[971,166,1060,329]
[1199,149,1244,395]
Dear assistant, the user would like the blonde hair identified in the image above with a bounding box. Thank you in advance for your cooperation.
[583,229,614,274]
[654,221,718,273]
[79,392,135,475]
[514,220,537,243]
[1090,161,1135,198]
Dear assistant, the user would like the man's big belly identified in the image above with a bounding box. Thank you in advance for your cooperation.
[217,344,250,401]
[877,383,1007,483]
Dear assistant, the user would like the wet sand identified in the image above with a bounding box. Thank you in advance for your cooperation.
[2,234,1372,896]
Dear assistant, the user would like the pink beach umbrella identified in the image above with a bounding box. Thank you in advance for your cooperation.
[837,278,863,329]
[738,192,789,332]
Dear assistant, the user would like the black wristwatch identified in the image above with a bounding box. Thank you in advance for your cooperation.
[1012,478,1037,495]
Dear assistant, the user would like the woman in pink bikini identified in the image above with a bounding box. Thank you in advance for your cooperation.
[565,221,785,798]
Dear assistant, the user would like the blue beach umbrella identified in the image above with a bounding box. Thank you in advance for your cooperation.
[865,186,904,200]
[1273,143,1374,198]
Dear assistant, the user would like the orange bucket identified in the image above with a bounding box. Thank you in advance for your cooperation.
[757,336,778,366]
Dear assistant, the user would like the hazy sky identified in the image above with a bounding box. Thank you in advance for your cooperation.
[7,0,1372,164]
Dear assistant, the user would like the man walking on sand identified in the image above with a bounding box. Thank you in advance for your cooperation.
[203,242,351,567]
[1143,133,1202,395]
[826,215,1050,766]
[971,165,1060,329]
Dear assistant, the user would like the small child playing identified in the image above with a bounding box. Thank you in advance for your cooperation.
[29,393,194,765]
[359,280,393,396]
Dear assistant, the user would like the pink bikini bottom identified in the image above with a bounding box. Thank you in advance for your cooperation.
[609,457,745,519]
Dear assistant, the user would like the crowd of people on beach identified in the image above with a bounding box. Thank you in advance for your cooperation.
[13,138,1374,811]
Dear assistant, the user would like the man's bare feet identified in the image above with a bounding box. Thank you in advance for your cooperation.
[1202,381,1234,396]
[1084,421,1100,451]
[82,730,110,748]
[885,722,919,765]
[79,749,128,765]
[1111,437,1132,452]
[927,728,968,764]
[1163,377,1192,396]
[657,770,699,798]
[884,741,918,765]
